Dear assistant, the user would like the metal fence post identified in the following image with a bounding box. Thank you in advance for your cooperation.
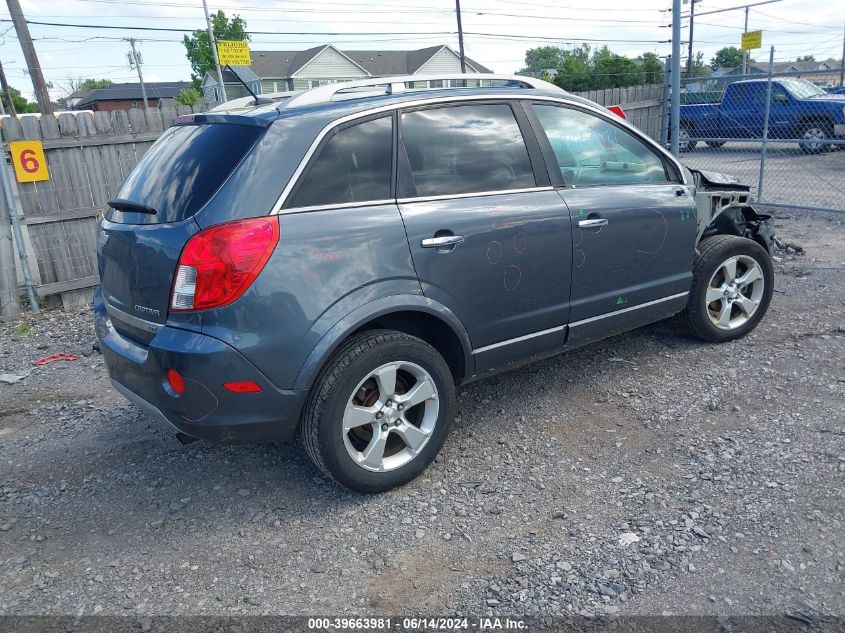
[670,0,682,156]
[0,139,39,313]
[756,46,775,204]
[660,56,671,148]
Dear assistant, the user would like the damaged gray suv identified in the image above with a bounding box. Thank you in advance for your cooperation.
[95,75,775,492]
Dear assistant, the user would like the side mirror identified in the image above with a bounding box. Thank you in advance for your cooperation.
[773,93,789,104]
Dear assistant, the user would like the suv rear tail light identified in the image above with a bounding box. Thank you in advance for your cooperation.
[171,217,279,312]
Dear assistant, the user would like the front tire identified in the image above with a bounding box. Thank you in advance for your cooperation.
[301,329,455,493]
[683,236,774,343]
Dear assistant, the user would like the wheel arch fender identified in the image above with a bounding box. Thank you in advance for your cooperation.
[292,295,474,391]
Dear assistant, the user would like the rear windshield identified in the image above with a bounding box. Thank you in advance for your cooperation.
[112,123,263,223]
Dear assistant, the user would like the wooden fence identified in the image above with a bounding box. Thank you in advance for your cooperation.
[0,106,197,312]
[572,83,665,141]
[0,86,666,316]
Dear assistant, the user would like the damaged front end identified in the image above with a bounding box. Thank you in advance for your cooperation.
[690,169,778,256]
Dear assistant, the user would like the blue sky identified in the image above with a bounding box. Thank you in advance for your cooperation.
[1,0,843,101]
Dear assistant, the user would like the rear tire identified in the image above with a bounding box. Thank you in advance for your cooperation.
[301,329,455,493]
[706,140,726,148]
[798,122,833,153]
[678,124,698,152]
[683,235,774,343]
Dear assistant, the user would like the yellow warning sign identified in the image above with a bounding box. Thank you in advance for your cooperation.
[741,30,762,51]
[9,140,49,183]
[216,40,251,66]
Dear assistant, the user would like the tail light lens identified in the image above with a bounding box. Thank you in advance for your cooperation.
[171,217,279,312]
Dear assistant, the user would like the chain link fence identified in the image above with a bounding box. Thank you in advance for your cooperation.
[672,63,845,213]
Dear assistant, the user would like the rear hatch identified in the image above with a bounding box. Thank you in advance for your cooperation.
[98,119,266,344]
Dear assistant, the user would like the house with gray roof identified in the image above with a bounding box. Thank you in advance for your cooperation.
[201,44,492,105]
[72,81,192,112]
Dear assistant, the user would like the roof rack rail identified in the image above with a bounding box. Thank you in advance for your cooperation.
[279,73,562,110]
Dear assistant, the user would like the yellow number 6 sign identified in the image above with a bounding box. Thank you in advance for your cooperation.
[10,140,49,183]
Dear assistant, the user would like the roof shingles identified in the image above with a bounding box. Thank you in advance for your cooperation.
[247,45,491,80]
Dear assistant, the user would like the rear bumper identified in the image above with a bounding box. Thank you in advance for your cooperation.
[94,288,307,444]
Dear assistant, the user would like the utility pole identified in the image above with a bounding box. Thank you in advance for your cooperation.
[0,59,17,117]
[742,6,750,76]
[202,0,227,104]
[5,0,53,114]
[840,23,844,87]
[455,0,466,73]
[127,38,150,112]
[670,0,681,155]
[686,0,700,77]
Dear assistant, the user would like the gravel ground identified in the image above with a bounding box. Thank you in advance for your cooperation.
[0,209,843,623]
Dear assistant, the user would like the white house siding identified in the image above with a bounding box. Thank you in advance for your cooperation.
[414,47,478,75]
[293,47,370,80]
[261,79,293,93]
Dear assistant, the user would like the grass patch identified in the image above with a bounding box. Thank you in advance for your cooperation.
[16,324,31,335]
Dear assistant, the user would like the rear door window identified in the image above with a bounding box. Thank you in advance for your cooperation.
[400,103,536,197]
[286,116,393,208]
[112,123,264,223]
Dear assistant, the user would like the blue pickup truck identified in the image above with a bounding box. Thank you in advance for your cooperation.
[680,78,845,153]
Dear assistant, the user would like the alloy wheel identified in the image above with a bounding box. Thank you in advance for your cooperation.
[705,254,766,330]
[342,361,439,472]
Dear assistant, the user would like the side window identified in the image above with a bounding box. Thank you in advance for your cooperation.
[533,104,670,187]
[286,116,392,208]
[400,103,536,197]
[730,84,750,105]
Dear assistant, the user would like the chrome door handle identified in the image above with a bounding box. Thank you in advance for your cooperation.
[421,235,465,248]
[577,218,608,228]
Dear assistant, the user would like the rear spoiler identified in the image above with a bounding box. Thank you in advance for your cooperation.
[169,113,272,128]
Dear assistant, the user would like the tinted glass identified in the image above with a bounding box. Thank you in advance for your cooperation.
[287,116,392,208]
[114,123,263,223]
[730,84,752,105]
[401,104,536,197]
[533,104,669,187]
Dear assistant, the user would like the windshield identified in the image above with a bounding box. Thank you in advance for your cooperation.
[781,78,827,99]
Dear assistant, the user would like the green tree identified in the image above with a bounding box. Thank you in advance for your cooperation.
[638,52,664,85]
[553,44,592,91]
[795,55,815,62]
[688,52,710,77]
[78,78,114,90]
[182,11,249,86]
[519,46,567,76]
[1,87,39,114]
[175,87,202,108]
[710,46,744,70]
[592,46,644,88]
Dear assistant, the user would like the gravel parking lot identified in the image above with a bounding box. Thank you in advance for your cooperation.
[0,210,843,623]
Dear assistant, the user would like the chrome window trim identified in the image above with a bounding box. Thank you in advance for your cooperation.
[275,199,397,215]
[398,186,554,205]
[568,292,689,328]
[271,94,688,216]
[106,304,161,334]
[471,292,689,354]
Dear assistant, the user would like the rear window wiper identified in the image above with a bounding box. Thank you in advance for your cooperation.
[107,198,157,215]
